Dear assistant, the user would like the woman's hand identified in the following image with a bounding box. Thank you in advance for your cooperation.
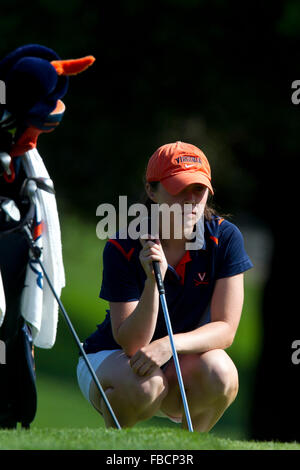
[129,337,172,377]
[139,237,168,282]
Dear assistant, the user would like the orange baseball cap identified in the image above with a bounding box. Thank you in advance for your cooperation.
[146,141,213,195]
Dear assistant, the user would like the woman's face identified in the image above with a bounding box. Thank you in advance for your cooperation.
[146,182,209,236]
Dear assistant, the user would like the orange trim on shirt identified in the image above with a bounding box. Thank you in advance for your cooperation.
[108,239,135,261]
[210,236,219,245]
[218,218,224,225]
[175,251,192,285]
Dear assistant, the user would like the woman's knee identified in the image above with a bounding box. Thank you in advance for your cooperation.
[98,365,168,427]
[174,350,238,407]
[130,369,168,410]
[196,349,239,404]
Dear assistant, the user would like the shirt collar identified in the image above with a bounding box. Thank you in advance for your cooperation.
[167,250,192,284]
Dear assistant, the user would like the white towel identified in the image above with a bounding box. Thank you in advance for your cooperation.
[20,195,44,340]
[20,148,65,348]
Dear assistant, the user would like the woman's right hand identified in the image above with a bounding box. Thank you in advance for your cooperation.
[139,237,168,282]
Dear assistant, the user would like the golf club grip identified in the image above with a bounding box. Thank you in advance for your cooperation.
[152,261,165,294]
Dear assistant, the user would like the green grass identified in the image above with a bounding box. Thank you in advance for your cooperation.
[33,373,102,429]
[0,426,299,450]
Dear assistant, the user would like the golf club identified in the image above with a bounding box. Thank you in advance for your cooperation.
[152,260,194,432]
[23,224,122,430]
[0,198,21,222]
[20,177,55,198]
[3,181,122,430]
[0,152,12,176]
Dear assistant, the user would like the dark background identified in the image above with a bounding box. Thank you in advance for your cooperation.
[1,0,299,440]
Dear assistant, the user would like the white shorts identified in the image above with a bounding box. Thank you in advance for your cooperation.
[76,349,181,424]
[77,349,120,402]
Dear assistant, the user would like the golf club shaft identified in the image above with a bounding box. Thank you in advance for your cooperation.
[152,261,193,432]
[36,257,122,430]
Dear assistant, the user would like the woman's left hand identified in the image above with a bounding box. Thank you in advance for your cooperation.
[129,337,172,377]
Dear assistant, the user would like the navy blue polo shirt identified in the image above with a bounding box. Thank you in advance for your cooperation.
[83,216,253,354]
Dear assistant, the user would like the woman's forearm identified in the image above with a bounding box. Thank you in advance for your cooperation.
[116,279,160,356]
[171,321,235,355]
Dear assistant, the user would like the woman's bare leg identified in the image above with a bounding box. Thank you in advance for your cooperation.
[160,349,239,432]
[89,350,168,428]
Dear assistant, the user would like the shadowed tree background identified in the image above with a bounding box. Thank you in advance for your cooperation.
[0,0,299,440]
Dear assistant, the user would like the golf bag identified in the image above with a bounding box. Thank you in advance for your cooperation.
[0,165,37,428]
[0,44,95,428]
[0,303,37,429]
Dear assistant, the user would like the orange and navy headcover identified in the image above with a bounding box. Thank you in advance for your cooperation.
[0,44,95,170]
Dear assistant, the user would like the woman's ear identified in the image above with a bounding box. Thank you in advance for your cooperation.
[145,182,158,202]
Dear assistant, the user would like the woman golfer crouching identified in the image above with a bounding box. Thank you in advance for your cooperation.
[77,141,253,431]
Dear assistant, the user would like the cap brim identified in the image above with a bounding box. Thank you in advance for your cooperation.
[161,172,214,196]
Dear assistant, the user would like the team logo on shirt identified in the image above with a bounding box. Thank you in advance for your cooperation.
[194,272,209,286]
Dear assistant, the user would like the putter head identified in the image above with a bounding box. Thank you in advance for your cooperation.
[0,199,21,222]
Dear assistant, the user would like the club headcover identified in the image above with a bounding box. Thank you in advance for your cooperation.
[0,44,95,181]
